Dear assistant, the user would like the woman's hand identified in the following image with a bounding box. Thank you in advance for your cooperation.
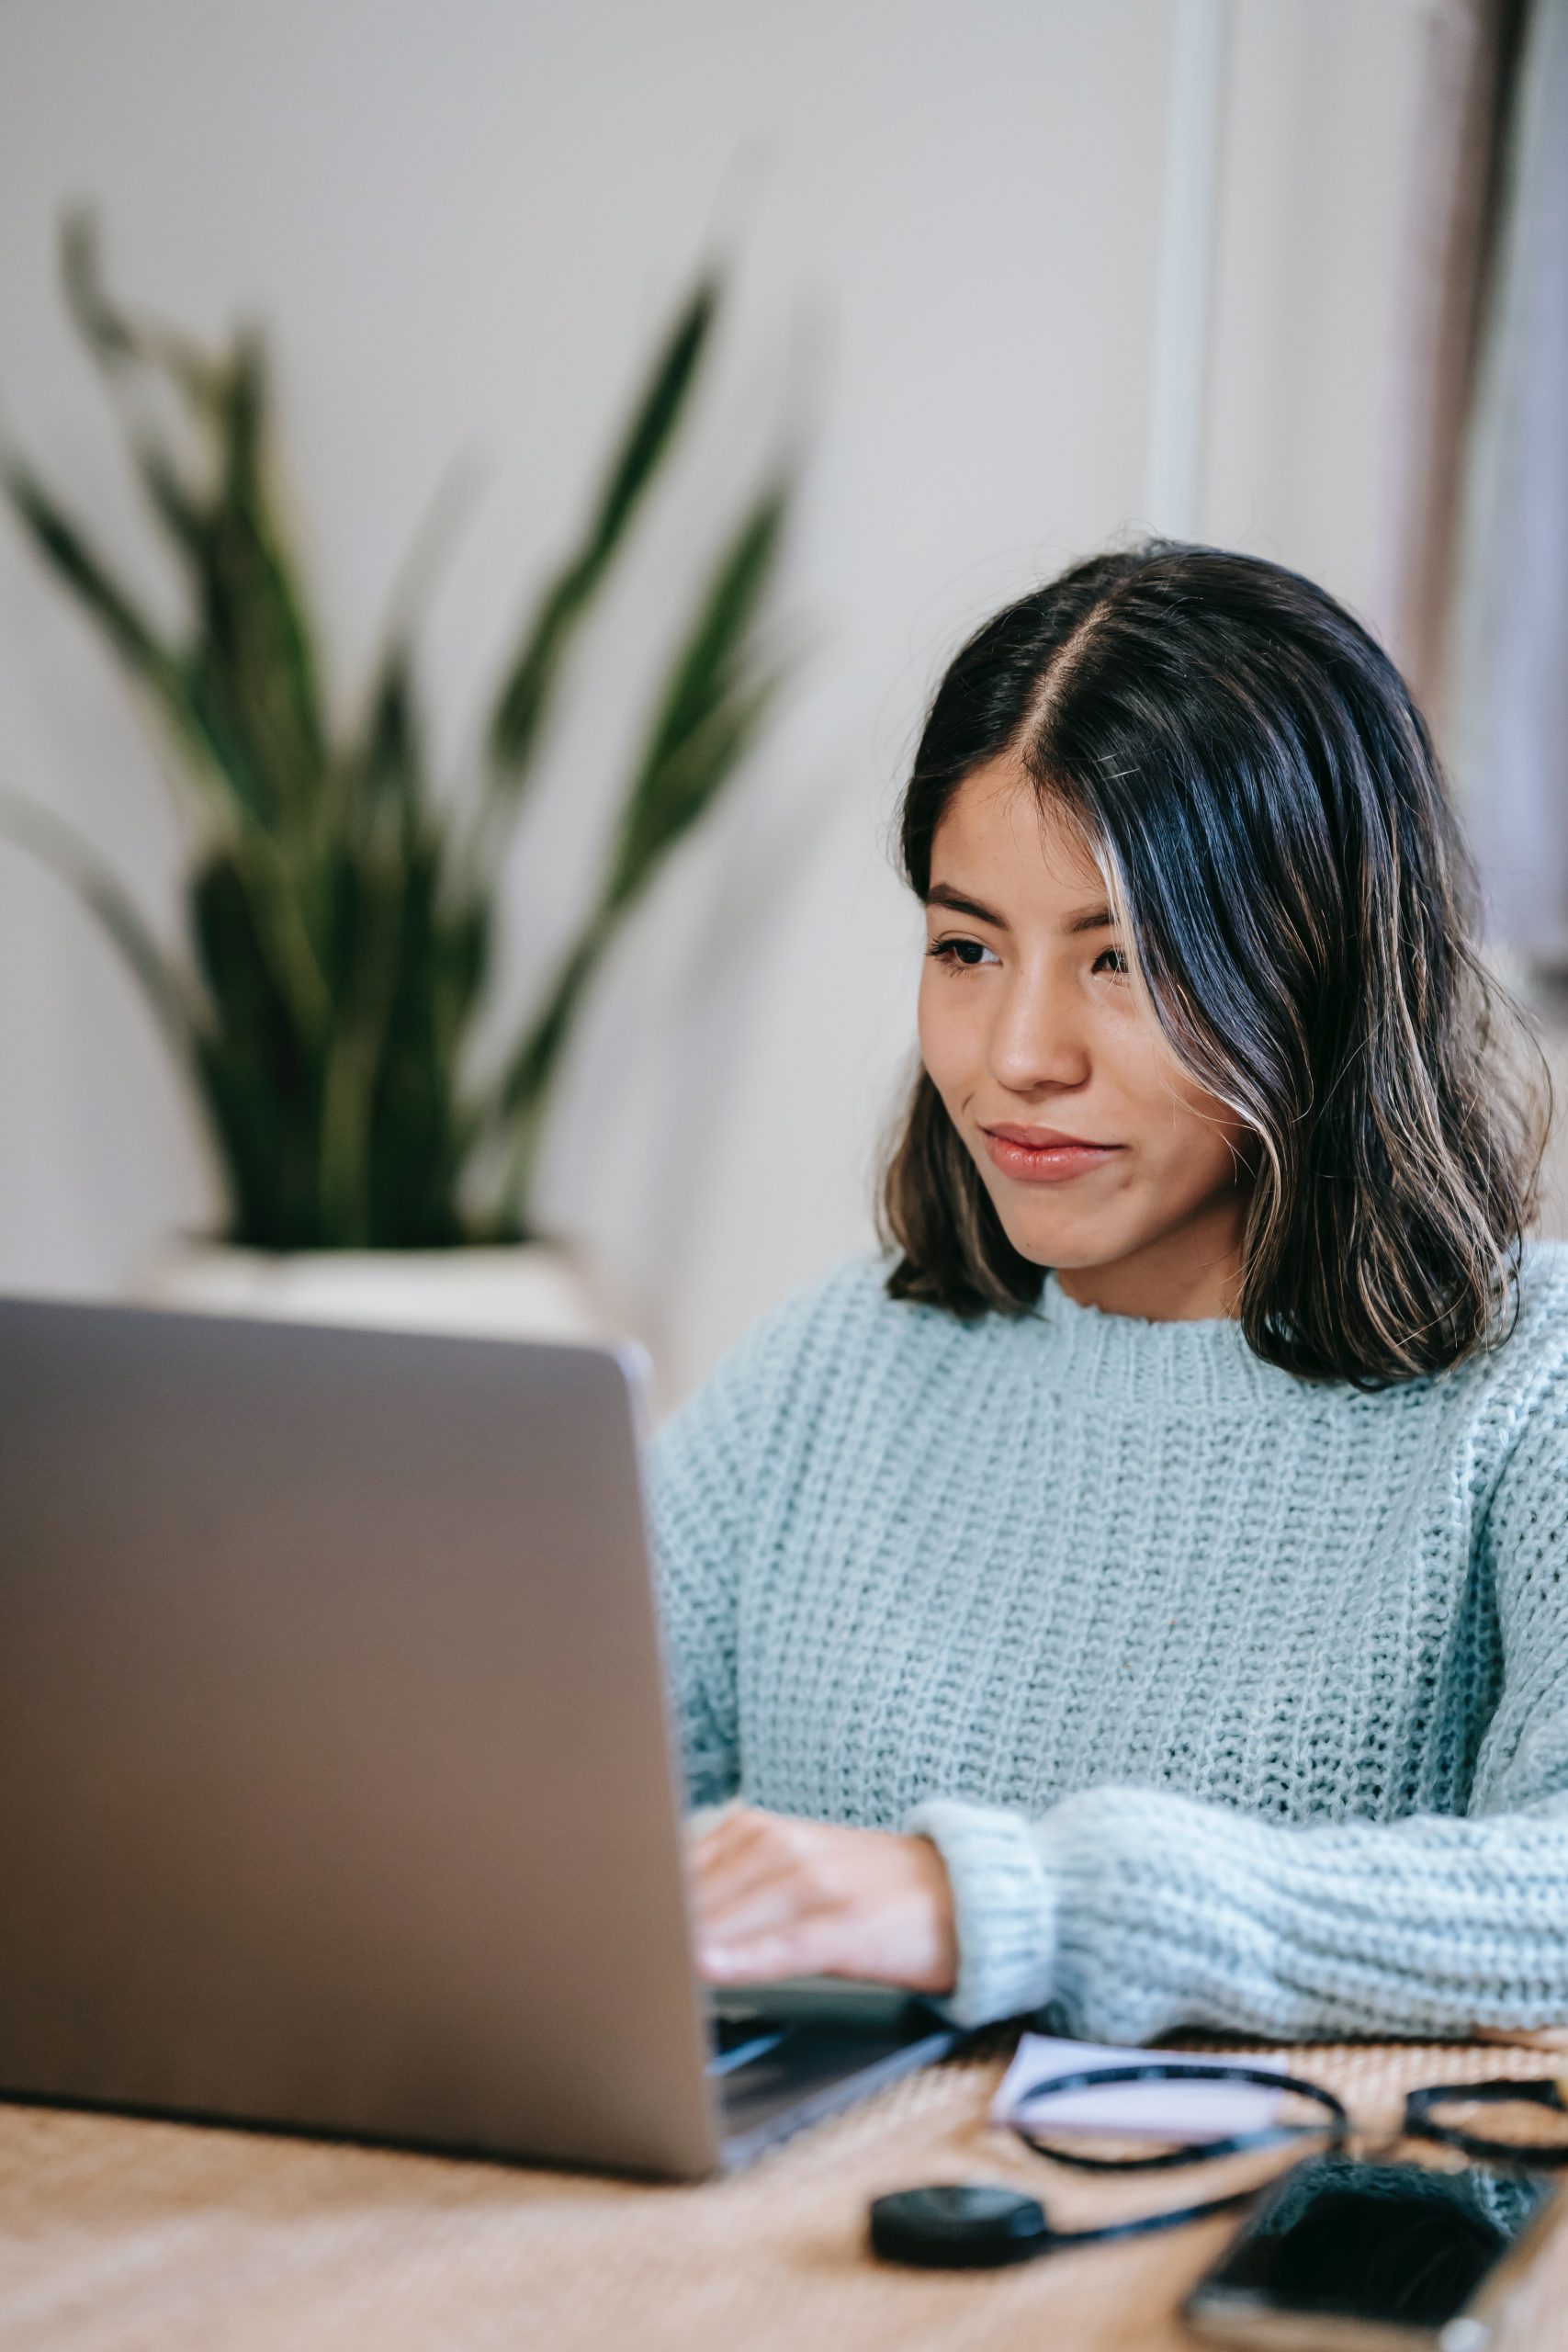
[689,1804,958,1994]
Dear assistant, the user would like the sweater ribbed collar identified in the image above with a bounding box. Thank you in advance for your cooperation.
[1028,1271,1317,1413]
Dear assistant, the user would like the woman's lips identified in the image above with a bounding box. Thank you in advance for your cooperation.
[980,1127,1124,1183]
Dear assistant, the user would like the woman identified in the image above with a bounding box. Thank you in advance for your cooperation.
[653,542,1568,2044]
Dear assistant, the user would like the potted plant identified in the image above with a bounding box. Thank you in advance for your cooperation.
[1,216,793,1340]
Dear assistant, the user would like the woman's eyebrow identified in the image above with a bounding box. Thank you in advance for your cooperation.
[924,883,1008,928]
[924,882,1117,935]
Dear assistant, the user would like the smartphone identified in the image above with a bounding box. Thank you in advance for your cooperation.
[1183,2152,1562,2349]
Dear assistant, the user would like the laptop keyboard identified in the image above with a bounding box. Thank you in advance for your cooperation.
[706,2015,795,2077]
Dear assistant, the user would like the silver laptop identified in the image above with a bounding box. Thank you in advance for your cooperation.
[0,1297,956,2177]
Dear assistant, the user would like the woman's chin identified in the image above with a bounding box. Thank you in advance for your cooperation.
[999,1222,1124,1273]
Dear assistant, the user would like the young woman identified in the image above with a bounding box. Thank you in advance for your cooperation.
[652,543,1568,2044]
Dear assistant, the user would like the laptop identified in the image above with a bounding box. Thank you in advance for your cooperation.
[0,1296,958,2177]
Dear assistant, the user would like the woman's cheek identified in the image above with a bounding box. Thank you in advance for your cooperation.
[917,978,974,1108]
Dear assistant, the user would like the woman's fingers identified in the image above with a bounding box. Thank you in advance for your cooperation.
[700,1925,827,1983]
[691,1812,828,1948]
[688,1807,836,1979]
[684,1807,959,1995]
[688,1805,780,1891]
[698,1871,809,1946]
[689,1807,821,1906]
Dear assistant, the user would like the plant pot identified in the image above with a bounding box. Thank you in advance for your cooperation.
[127,1238,618,1346]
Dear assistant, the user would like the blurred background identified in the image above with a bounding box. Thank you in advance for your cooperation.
[0,0,1562,1408]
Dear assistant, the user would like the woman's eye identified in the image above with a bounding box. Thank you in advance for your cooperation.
[926,937,998,970]
[1092,946,1129,977]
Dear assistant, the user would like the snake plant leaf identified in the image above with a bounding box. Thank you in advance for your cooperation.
[51,264,341,1011]
[58,209,210,560]
[0,433,307,868]
[482,471,792,1211]
[353,838,490,1246]
[186,832,466,1250]
[484,274,719,793]
[1,455,184,702]
[193,1028,298,1248]
[188,849,320,1245]
[175,335,326,836]
[352,639,423,828]
[483,914,609,1180]
[1,451,256,858]
[582,277,719,564]
[60,209,221,412]
[0,454,281,873]
[603,473,791,909]
[60,210,136,366]
[0,792,202,1066]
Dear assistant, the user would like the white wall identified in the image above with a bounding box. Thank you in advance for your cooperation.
[0,0,1438,1400]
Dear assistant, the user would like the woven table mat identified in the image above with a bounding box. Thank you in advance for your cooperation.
[1,2039,1565,2351]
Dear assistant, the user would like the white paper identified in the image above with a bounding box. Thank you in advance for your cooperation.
[993,2035,1286,2143]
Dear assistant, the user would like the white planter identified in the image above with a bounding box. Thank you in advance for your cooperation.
[127,1239,618,1346]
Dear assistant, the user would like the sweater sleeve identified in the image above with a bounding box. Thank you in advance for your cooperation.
[907,1364,1568,2040]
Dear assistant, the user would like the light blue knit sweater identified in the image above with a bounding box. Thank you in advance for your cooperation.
[648,1244,1568,2040]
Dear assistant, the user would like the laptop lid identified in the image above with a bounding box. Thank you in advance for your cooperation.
[0,1296,722,2178]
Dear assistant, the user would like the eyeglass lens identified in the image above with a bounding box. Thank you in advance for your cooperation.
[1406,2079,1568,2165]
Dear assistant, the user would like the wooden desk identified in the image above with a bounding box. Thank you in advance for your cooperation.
[1,2038,1564,2350]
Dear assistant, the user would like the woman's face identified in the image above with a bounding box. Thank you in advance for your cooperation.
[917,753,1254,1319]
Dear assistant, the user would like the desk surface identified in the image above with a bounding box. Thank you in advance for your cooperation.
[1,2037,1564,2351]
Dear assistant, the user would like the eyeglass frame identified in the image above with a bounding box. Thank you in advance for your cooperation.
[1003,2060,1568,2251]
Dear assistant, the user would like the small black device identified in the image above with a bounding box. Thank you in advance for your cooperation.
[1183,2152,1562,2348]
[868,2185,1053,2268]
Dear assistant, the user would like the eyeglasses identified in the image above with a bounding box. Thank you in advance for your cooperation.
[1005,2061,1568,2247]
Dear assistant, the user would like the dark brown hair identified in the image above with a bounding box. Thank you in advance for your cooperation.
[877,543,1549,1386]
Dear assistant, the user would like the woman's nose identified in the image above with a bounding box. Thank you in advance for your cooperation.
[987,968,1091,1092]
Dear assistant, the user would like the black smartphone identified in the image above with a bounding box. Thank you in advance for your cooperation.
[1183,2152,1562,2349]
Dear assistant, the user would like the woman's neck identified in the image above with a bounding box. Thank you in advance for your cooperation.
[1051,1193,1249,1323]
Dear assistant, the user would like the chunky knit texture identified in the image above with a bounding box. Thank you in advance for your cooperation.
[649,1244,1568,2039]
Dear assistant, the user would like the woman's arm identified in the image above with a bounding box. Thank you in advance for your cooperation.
[687,1781,1568,2038]
[909,1363,1568,2037]
[908,1781,1568,2038]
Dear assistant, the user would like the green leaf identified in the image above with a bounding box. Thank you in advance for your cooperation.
[604,474,792,906]
[0,792,202,1064]
[188,851,316,1244]
[584,277,719,561]
[59,209,215,560]
[484,273,719,790]
[38,229,331,841]
[351,639,423,826]
[0,456,265,857]
[355,843,491,1246]
[178,335,326,833]
[482,469,793,1217]
[2,458,181,695]
[60,208,220,409]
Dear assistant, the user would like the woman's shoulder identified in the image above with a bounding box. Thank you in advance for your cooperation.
[1440,1239,1568,1461]
[1502,1238,1568,1370]
[659,1247,958,1439]
[753,1245,899,1334]
[697,1247,926,1393]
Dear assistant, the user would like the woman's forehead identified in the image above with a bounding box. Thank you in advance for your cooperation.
[931,760,1106,900]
